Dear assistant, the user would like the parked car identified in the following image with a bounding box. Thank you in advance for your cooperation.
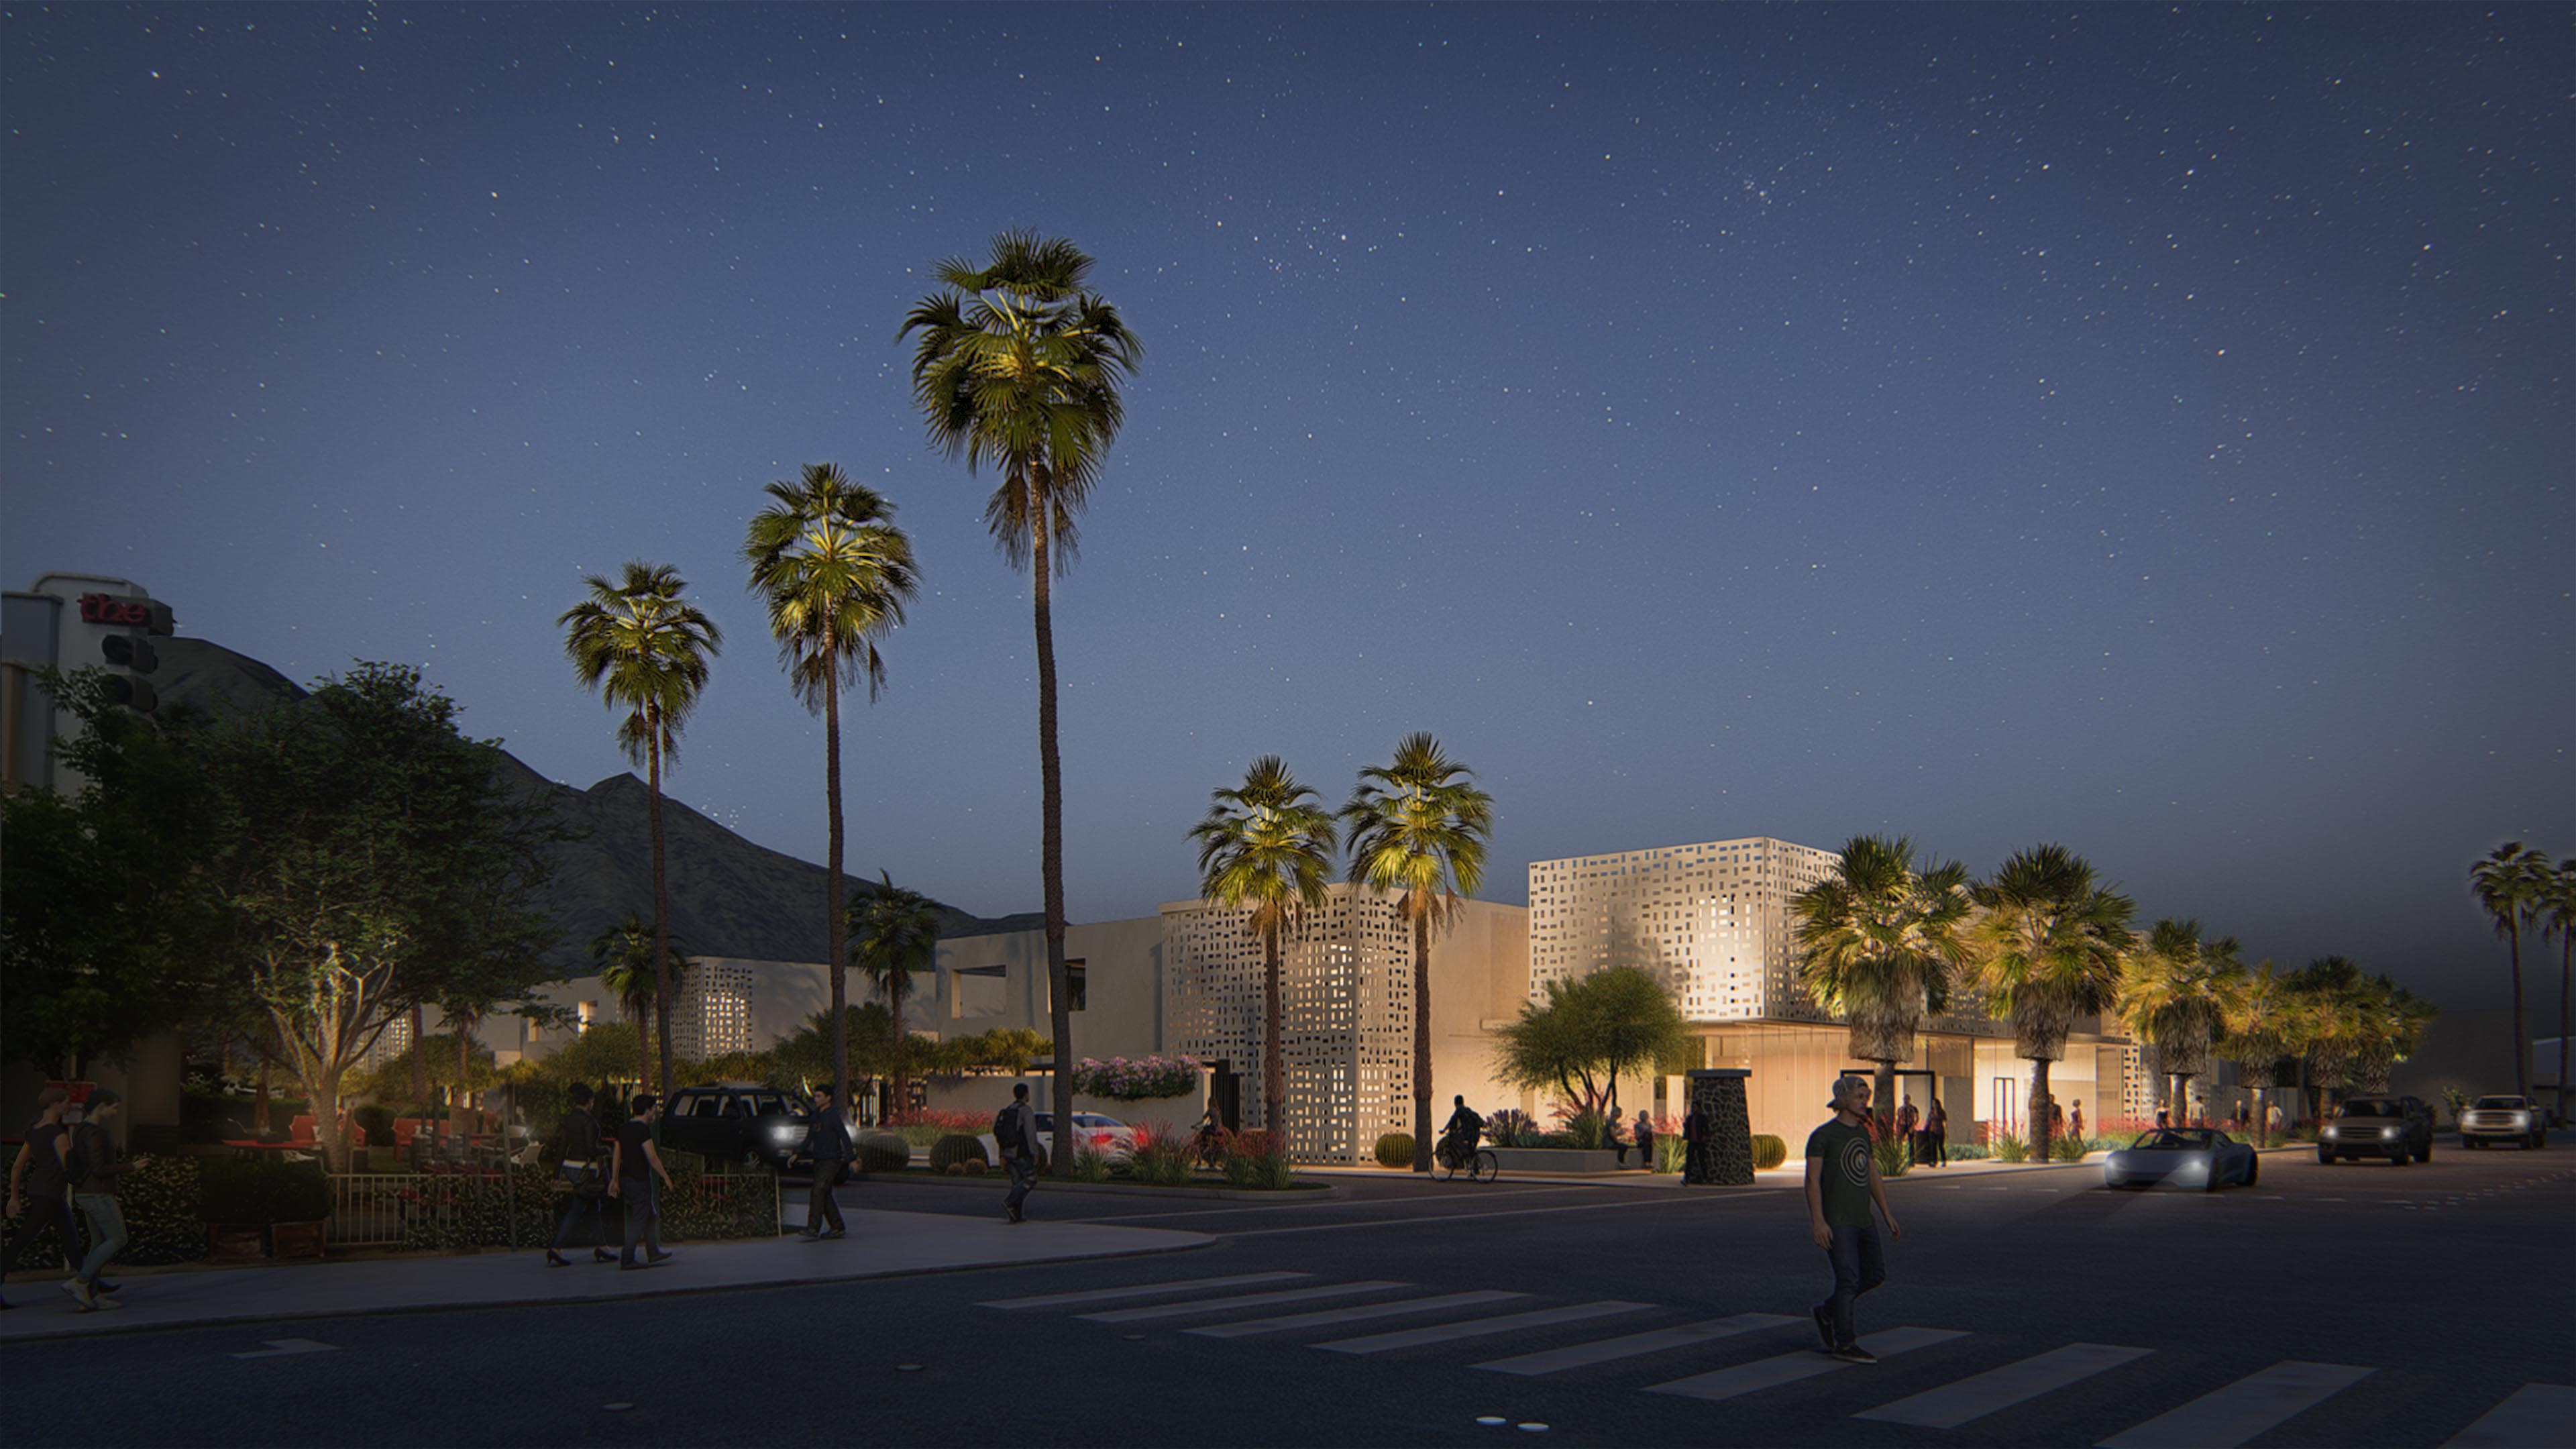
[657,1082,818,1173]
[976,1112,1137,1169]
[2320,1095,2435,1165]
[2102,1128,2259,1190]
[2459,1094,2547,1150]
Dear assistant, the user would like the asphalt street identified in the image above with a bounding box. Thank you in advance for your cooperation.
[3,1138,2567,1448]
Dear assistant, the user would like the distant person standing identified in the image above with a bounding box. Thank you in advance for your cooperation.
[62,1089,138,1312]
[1631,1110,1656,1171]
[2,1086,81,1310]
[1682,1104,1709,1182]
[1924,1097,1948,1167]
[799,1084,852,1241]
[999,1083,1040,1224]
[1806,1076,1900,1364]
[2069,1102,2086,1146]
[545,1083,612,1268]
[609,1093,674,1270]
[1895,1096,1921,1164]
[2265,1099,2283,1140]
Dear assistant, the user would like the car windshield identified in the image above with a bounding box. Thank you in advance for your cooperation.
[2338,1101,2400,1118]
[2474,1097,2526,1110]
[2130,1130,2216,1150]
[752,1093,788,1116]
[1073,1115,1122,1128]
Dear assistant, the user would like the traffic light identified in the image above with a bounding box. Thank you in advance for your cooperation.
[80,592,172,714]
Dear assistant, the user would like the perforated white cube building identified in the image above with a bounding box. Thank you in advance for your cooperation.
[1527,836,1839,1019]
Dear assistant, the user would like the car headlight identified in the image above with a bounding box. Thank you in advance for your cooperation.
[2379,1126,2398,1138]
[2512,1113,2531,1126]
[770,1124,802,1141]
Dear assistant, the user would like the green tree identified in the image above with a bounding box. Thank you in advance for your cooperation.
[1790,835,1972,1134]
[904,231,1142,1174]
[588,914,678,1092]
[2118,920,2238,1122]
[2547,859,2576,1123]
[743,464,921,1119]
[851,871,943,1118]
[1966,845,2135,1160]
[2470,841,2551,1099]
[1190,757,1339,1134]
[2217,960,2298,1146]
[2284,955,2369,1121]
[2349,975,2438,1095]
[1491,966,1691,1121]
[1343,733,1494,1173]
[559,560,723,1097]
[532,1020,647,1093]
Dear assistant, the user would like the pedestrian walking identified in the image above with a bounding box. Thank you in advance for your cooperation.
[62,1089,138,1313]
[545,1084,614,1267]
[2069,1102,2086,1146]
[998,1083,1040,1224]
[1924,1096,1948,1167]
[799,1084,852,1241]
[2,1086,85,1310]
[608,1093,674,1270]
[1806,1075,1901,1364]
[1631,1110,1656,1171]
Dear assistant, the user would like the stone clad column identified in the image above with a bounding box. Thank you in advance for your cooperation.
[1684,1068,1754,1185]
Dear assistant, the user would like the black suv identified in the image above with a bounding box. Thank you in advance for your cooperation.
[2319,1094,2435,1165]
[659,1083,817,1173]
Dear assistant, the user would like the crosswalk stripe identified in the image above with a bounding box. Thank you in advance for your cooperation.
[2096,1360,2371,1449]
[2442,1383,2576,1448]
[1474,1313,1802,1376]
[1858,1343,2153,1428]
[1189,1291,1528,1339]
[1317,1301,1656,1355]
[1079,1281,1409,1324]
[977,1272,1310,1309]
[1644,1326,1969,1400]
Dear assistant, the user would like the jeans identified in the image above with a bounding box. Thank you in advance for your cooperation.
[73,1194,127,1286]
[3,1191,82,1276]
[1815,1221,1886,1350]
[1004,1153,1036,1218]
[553,1167,606,1251]
[617,1177,661,1264]
[807,1161,847,1234]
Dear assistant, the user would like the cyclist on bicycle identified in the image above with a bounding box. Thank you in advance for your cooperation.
[1438,1095,1485,1167]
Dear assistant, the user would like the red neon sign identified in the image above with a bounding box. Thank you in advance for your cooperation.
[78,594,153,627]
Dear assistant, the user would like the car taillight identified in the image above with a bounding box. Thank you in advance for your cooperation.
[1090,1132,1112,1147]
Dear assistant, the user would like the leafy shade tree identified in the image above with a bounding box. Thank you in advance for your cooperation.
[905,231,1142,1175]
[589,914,678,1091]
[529,1020,647,1093]
[560,561,722,1097]
[1790,835,1973,1134]
[1344,734,1495,1173]
[194,663,566,1169]
[2217,961,2300,1146]
[2470,841,2551,1099]
[1492,966,1693,1122]
[1189,757,1339,1134]
[773,1004,904,1091]
[2118,920,2237,1122]
[744,464,920,1119]
[851,871,944,1119]
[1966,845,2135,1161]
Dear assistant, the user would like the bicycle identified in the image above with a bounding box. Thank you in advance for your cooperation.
[1433,1135,1499,1183]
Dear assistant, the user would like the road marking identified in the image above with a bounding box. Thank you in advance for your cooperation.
[1079,1281,1409,1324]
[1475,1312,1801,1375]
[1318,1301,1656,1354]
[2442,1383,2576,1448]
[1645,1327,1968,1401]
[1089,1187,1578,1222]
[1858,1343,2153,1428]
[1220,1191,1771,1238]
[231,1338,338,1359]
[1189,1291,1527,1338]
[978,1272,1309,1309]
[2096,1360,2372,1449]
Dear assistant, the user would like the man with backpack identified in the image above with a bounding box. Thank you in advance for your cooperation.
[62,1089,138,1312]
[798,1084,851,1241]
[997,1083,1040,1224]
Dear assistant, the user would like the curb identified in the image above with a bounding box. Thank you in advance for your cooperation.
[862,1174,1344,1202]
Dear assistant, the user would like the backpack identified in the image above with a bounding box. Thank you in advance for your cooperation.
[992,1104,1024,1152]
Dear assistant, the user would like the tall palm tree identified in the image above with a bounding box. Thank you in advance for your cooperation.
[1791,836,1973,1136]
[2470,842,2550,1099]
[590,913,677,1091]
[2218,960,2296,1146]
[2349,975,2438,1095]
[2548,859,2576,1124]
[851,871,943,1122]
[2285,955,2368,1122]
[561,561,723,1097]
[1966,845,2135,1161]
[744,465,920,1119]
[2118,920,2234,1122]
[1190,757,1340,1136]
[1343,734,1493,1173]
[904,231,1141,1176]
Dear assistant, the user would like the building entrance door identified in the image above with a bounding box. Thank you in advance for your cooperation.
[1992,1077,2019,1135]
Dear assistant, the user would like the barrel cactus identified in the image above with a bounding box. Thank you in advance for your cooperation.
[1750,1134,1788,1171]
[855,1130,911,1174]
[1373,1132,1415,1169]
[928,1134,988,1173]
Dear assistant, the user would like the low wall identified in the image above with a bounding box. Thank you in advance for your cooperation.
[925,1075,1208,1128]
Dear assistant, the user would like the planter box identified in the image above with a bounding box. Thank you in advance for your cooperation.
[1488,1148,1630,1174]
[207,1223,267,1261]
[270,1220,327,1259]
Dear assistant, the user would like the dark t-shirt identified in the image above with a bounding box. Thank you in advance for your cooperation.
[20,1121,69,1195]
[1805,1118,1876,1228]
[615,1119,655,1181]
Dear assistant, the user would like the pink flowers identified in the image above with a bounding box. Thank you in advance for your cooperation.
[1071,1055,1201,1100]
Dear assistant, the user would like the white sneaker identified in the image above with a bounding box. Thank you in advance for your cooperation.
[60,1279,96,1311]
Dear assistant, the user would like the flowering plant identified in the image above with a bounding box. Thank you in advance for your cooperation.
[1070,1055,1202,1100]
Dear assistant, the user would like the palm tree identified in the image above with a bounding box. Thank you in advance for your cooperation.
[1966,845,2135,1161]
[744,465,920,1120]
[2548,859,2576,1124]
[2470,842,2551,1099]
[1190,757,1340,1136]
[561,561,723,1097]
[2218,961,2296,1145]
[590,914,677,1091]
[851,871,943,1123]
[1790,836,1973,1136]
[2349,975,2438,1095]
[2118,920,2235,1122]
[2285,955,2369,1122]
[904,231,1141,1175]
[1343,734,1494,1173]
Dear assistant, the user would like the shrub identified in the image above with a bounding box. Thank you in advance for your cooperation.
[1872,1132,1911,1179]
[1072,1148,1114,1183]
[116,1153,207,1265]
[1992,1132,2030,1163]
[854,1131,911,1174]
[1126,1120,1195,1186]
[1373,1132,1415,1169]
[2049,1133,2090,1163]
[1069,1055,1203,1100]
[888,1107,994,1133]
[1750,1134,1788,1171]
[1654,1133,1687,1173]
[1942,1142,1991,1161]
[928,1134,988,1172]
[1484,1109,1534,1148]
[1220,1128,1289,1187]
[1561,1110,1607,1152]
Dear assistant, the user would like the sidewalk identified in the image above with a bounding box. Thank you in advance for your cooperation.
[0,1208,1210,1343]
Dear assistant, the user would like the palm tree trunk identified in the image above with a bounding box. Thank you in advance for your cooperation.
[1872,1059,1895,1137]
[409,1002,429,1104]
[2508,920,2527,1099]
[651,728,675,1098]
[890,974,907,1125]
[634,1002,651,1104]
[1032,488,1075,1178]
[2031,1058,2053,1161]
[824,652,849,1119]
[1412,909,1433,1174]
[1263,922,1285,1134]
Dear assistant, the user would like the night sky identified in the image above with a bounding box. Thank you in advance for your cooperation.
[5,4,2568,1010]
